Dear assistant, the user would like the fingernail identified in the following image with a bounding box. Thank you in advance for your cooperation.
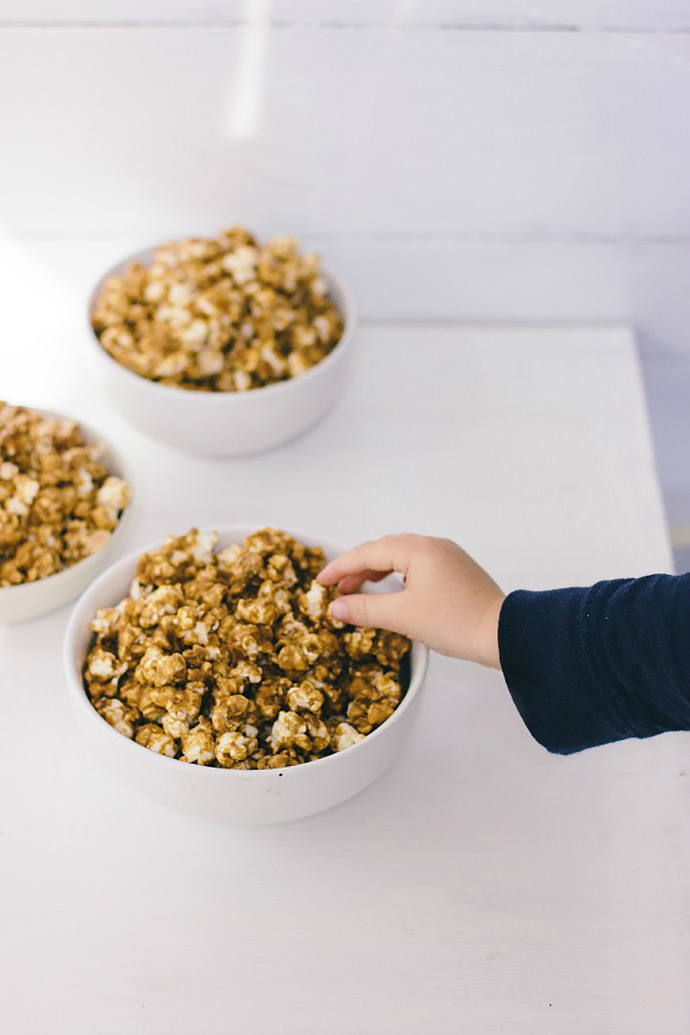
[330,599,349,621]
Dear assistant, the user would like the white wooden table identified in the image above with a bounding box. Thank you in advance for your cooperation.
[1,295,689,1033]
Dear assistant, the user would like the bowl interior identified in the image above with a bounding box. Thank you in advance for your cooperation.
[0,406,132,600]
[87,245,356,400]
[65,525,428,777]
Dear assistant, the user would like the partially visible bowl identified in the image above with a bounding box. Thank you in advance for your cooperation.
[87,247,356,456]
[63,525,428,825]
[0,409,132,623]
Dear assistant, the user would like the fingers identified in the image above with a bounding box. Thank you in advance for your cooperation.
[319,536,423,635]
[331,590,410,635]
[336,570,388,595]
[317,535,417,587]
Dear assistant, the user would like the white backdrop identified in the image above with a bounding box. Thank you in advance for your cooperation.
[0,1,688,354]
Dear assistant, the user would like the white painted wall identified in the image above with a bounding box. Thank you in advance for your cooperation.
[0,3,688,354]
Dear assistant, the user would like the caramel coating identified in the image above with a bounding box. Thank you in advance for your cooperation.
[83,528,410,768]
[91,228,344,392]
[0,403,130,587]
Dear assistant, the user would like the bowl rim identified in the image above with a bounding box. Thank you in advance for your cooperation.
[0,404,133,596]
[87,244,357,402]
[64,524,429,779]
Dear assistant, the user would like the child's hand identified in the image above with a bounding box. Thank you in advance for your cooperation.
[317,534,505,668]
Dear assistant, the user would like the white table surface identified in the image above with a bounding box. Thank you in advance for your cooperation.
[1,298,689,1033]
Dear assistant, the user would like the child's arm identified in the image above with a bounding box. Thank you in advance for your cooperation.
[318,535,690,754]
[500,577,690,752]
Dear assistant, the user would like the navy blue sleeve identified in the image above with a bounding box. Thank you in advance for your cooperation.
[498,574,690,754]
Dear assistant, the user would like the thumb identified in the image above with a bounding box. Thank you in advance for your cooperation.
[330,591,409,635]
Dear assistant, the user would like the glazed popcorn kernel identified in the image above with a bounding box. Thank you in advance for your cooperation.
[0,404,130,587]
[91,227,344,392]
[83,527,411,769]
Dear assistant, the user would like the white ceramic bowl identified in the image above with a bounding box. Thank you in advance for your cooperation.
[87,247,356,456]
[0,409,132,624]
[64,525,428,825]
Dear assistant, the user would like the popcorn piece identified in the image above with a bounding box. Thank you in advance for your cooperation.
[76,469,94,497]
[304,715,330,753]
[286,680,324,714]
[230,659,263,686]
[12,474,40,513]
[374,630,411,667]
[211,693,251,734]
[216,543,242,569]
[161,713,190,740]
[345,668,403,734]
[135,723,177,757]
[344,627,378,660]
[347,697,396,733]
[189,529,218,565]
[96,476,129,511]
[276,642,310,674]
[300,580,326,618]
[236,597,277,625]
[270,710,310,752]
[331,722,365,753]
[181,719,216,765]
[139,585,184,628]
[135,646,187,687]
[87,647,126,684]
[138,686,167,722]
[89,605,123,638]
[270,710,329,755]
[155,686,203,724]
[255,677,290,721]
[215,730,259,767]
[95,698,137,739]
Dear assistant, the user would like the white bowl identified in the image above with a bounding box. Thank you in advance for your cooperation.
[87,247,356,456]
[0,409,132,624]
[64,525,428,825]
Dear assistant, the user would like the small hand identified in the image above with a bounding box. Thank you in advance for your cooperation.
[317,534,504,668]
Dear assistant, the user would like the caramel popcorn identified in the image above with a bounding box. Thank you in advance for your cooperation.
[91,228,344,392]
[0,403,130,587]
[83,528,411,769]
